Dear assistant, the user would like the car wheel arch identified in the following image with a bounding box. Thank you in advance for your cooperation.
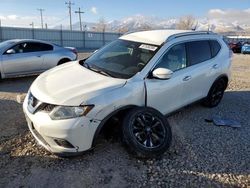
[57,58,71,65]
[91,105,138,147]
[213,74,229,90]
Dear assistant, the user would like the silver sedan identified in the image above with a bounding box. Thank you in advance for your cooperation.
[0,39,77,79]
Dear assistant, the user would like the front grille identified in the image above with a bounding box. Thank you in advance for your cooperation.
[28,92,56,113]
[42,104,56,112]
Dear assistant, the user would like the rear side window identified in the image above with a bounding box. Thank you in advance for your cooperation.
[186,41,211,65]
[28,42,53,52]
[209,40,221,57]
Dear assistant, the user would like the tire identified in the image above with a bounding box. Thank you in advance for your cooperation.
[57,58,71,65]
[122,107,172,158]
[203,78,227,108]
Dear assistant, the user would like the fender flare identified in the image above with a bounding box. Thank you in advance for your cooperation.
[91,105,138,146]
[212,74,229,89]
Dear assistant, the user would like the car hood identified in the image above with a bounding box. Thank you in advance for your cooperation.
[30,61,126,106]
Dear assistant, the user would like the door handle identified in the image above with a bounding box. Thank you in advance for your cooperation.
[37,55,41,57]
[212,64,219,69]
[183,76,191,81]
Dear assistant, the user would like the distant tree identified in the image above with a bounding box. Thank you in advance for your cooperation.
[118,27,129,33]
[176,15,196,30]
[95,17,107,32]
[139,24,153,31]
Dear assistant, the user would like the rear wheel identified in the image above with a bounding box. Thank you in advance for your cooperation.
[203,79,227,107]
[57,58,71,65]
[122,107,172,158]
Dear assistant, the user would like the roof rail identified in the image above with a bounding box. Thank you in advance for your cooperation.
[166,31,216,42]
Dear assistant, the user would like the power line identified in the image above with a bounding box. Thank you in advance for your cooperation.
[75,7,84,31]
[65,1,74,30]
[37,8,45,29]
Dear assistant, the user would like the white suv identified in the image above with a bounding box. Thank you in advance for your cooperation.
[23,30,232,158]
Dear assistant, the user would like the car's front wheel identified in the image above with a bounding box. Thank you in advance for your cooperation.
[122,107,172,158]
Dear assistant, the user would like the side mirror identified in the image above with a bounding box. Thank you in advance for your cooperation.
[6,49,15,54]
[152,68,173,80]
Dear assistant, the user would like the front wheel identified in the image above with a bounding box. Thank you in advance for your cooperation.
[122,107,172,158]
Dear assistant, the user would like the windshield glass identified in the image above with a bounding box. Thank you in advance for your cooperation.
[0,40,15,49]
[84,39,159,79]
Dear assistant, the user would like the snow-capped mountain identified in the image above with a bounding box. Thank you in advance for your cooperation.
[55,15,250,33]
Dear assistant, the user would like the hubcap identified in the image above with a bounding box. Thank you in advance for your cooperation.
[131,112,165,148]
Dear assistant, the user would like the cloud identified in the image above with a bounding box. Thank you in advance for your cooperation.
[208,8,250,25]
[90,7,98,14]
[0,14,66,28]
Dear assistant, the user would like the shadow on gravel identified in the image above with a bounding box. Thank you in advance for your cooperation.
[0,76,37,93]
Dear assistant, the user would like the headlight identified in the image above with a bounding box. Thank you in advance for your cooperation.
[49,105,94,120]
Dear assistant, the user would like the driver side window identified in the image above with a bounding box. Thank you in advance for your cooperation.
[5,43,29,54]
[156,43,187,72]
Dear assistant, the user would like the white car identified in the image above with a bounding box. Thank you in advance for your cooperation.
[23,30,232,158]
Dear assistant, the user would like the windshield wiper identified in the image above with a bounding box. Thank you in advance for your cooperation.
[92,68,114,77]
[83,62,90,69]
[89,66,114,77]
[83,62,115,78]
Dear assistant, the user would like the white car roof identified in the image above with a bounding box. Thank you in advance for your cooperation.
[120,30,191,46]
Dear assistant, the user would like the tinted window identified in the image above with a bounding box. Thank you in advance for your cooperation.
[39,43,53,51]
[186,41,211,65]
[7,42,53,54]
[156,43,187,72]
[210,40,221,57]
[24,42,53,52]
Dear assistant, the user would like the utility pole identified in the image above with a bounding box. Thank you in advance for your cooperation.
[30,22,34,29]
[65,1,74,30]
[30,22,35,39]
[75,7,84,31]
[37,8,45,29]
[0,19,2,42]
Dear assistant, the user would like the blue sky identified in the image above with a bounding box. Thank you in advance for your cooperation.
[0,0,249,27]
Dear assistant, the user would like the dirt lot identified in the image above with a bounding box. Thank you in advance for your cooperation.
[0,54,249,187]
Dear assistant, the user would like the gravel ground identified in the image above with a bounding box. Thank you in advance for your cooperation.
[0,53,249,187]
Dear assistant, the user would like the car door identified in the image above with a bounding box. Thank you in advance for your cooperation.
[2,42,44,76]
[37,43,55,70]
[180,40,216,105]
[145,43,189,115]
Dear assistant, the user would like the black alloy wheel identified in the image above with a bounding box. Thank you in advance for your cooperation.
[122,107,172,158]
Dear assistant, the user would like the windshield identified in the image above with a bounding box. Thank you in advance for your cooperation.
[0,40,15,49]
[84,39,159,79]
